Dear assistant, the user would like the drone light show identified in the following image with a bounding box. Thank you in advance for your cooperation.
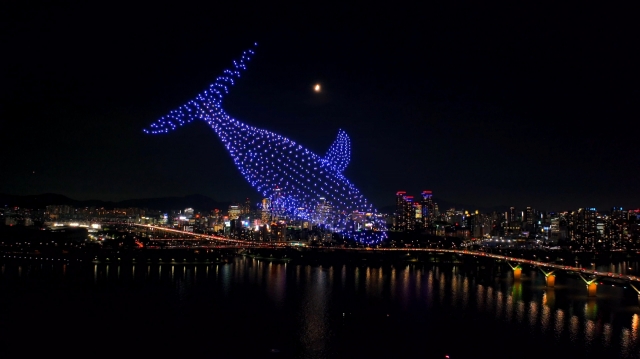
[144,44,387,243]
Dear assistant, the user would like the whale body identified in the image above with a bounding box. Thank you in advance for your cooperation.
[144,46,387,243]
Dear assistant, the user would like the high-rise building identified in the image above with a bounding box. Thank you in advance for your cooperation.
[569,208,598,248]
[242,198,251,215]
[394,192,418,231]
[228,205,241,220]
[395,190,439,231]
[525,206,535,233]
[314,197,334,229]
[414,202,422,221]
[549,214,568,244]
[269,186,285,222]
[261,198,271,223]
[421,190,435,228]
[395,191,407,231]
[404,196,415,231]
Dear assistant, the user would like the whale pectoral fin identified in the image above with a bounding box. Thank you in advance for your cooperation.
[323,129,351,173]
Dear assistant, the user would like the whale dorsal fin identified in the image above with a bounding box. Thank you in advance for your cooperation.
[324,129,351,173]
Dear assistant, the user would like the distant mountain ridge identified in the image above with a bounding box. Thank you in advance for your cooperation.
[0,193,230,212]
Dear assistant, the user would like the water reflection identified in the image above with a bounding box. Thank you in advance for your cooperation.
[516,300,525,323]
[477,284,485,312]
[438,271,445,304]
[415,267,421,296]
[621,328,631,357]
[451,273,459,306]
[401,266,410,308]
[585,319,596,346]
[426,270,433,307]
[506,293,514,322]
[555,309,565,339]
[266,262,286,306]
[512,280,522,302]
[2,260,640,358]
[541,304,550,332]
[495,290,503,320]
[632,314,640,345]
[299,266,330,358]
[221,263,230,296]
[462,277,469,310]
[603,323,612,347]
[528,301,538,329]
[570,315,580,342]
[585,300,598,320]
[544,288,555,308]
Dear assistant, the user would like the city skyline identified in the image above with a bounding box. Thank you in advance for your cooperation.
[2,3,638,211]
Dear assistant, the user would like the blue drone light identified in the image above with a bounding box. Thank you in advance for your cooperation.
[144,45,387,243]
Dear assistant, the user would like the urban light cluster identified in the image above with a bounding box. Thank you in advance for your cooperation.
[143,45,387,243]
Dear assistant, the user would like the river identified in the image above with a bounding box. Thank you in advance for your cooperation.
[1,257,639,358]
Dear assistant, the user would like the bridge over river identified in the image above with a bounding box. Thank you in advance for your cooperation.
[133,224,640,298]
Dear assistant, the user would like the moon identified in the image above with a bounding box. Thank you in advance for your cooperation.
[314,84,321,92]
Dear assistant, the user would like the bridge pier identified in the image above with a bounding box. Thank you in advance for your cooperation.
[546,274,556,287]
[579,274,598,297]
[513,267,522,280]
[507,262,522,280]
[538,268,555,287]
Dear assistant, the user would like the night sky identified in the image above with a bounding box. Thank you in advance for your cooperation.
[2,3,638,212]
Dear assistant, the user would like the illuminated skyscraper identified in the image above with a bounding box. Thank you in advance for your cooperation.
[242,198,251,215]
[314,197,334,228]
[261,198,271,223]
[394,191,417,231]
[572,207,598,248]
[421,190,435,228]
[395,191,407,231]
[404,196,415,231]
[525,206,534,232]
[508,207,516,225]
[228,204,241,220]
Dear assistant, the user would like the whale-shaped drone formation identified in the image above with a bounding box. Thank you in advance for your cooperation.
[144,45,387,243]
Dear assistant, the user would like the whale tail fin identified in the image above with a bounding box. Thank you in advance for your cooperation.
[143,45,256,134]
